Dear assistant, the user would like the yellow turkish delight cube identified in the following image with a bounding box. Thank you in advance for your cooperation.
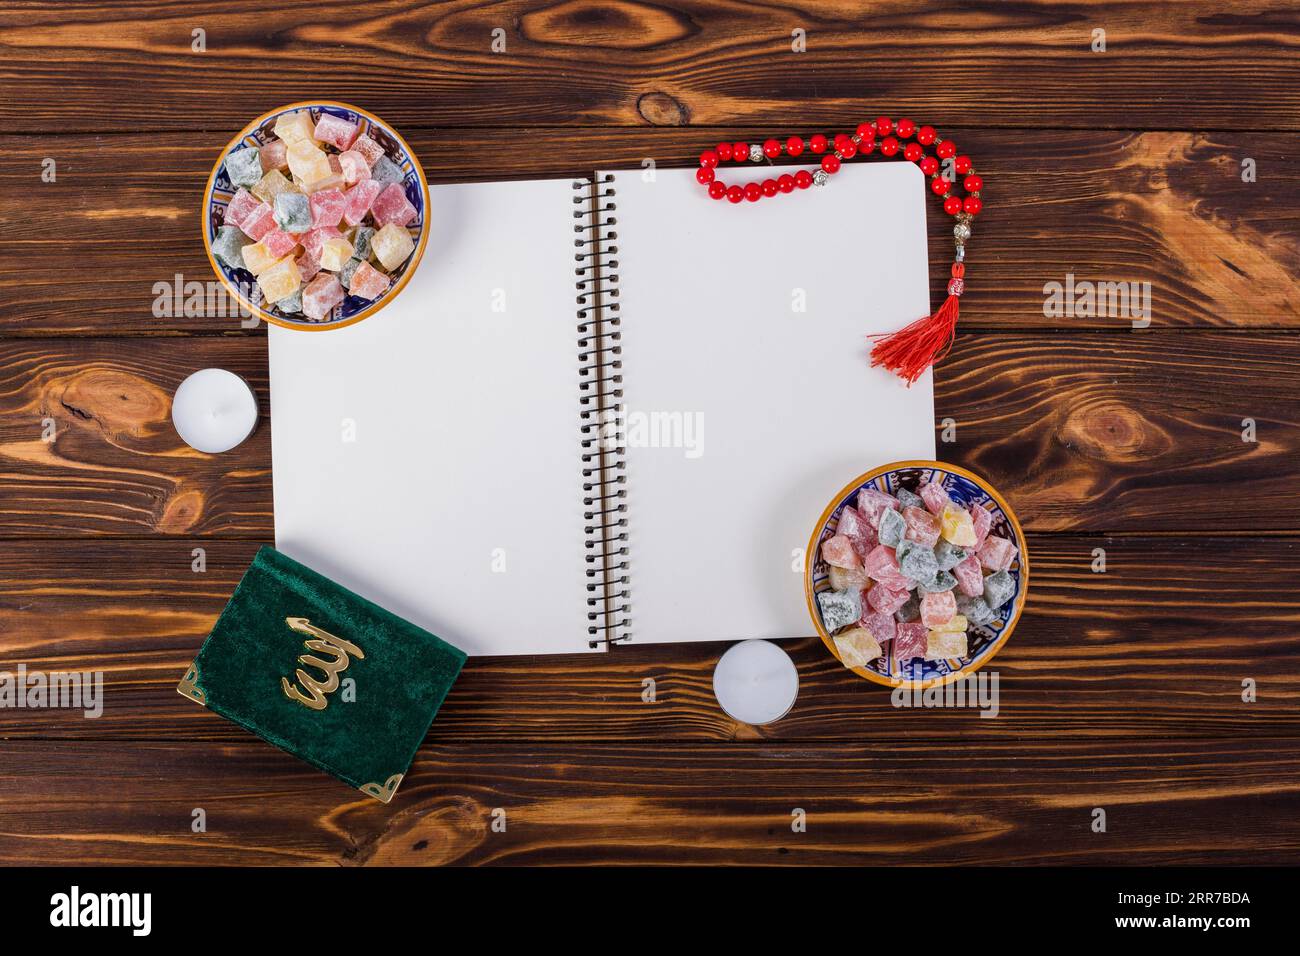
[925,629,968,660]
[833,627,883,670]
[940,503,977,547]
[250,169,297,205]
[256,256,302,303]
[273,110,316,145]
[320,236,354,272]
[371,223,415,271]
[240,240,278,276]
[287,140,333,188]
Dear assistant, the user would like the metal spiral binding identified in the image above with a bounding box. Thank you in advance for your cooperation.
[575,174,630,648]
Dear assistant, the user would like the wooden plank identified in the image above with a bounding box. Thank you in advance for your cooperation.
[2,2,1299,133]
[3,129,1298,333]
[1,536,1295,742]
[2,333,1297,537]
[1,737,1296,865]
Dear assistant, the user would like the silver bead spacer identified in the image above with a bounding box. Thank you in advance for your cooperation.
[812,169,829,186]
[851,133,862,144]
[748,144,764,162]
[953,222,972,242]
[954,245,966,262]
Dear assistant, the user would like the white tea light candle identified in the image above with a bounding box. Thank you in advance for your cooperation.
[171,368,258,453]
[712,639,799,725]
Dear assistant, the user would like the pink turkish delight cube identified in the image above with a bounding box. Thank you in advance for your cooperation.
[224,188,264,230]
[260,227,298,260]
[314,113,359,151]
[821,534,860,569]
[855,487,900,529]
[836,506,877,558]
[260,138,288,172]
[919,480,952,515]
[300,225,342,260]
[308,189,346,229]
[338,150,371,185]
[860,609,897,645]
[343,179,384,227]
[371,182,417,227]
[348,261,390,300]
[866,583,910,616]
[295,248,321,283]
[861,545,913,591]
[978,535,1018,572]
[920,590,957,628]
[953,553,984,597]
[902,506,941,547]
[894,622,928,662]
[302,273,345,320]
[350,133,386,167]
[238,202,275,242]
[969,503,993,547]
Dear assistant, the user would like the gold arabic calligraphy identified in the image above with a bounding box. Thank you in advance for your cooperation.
[280,617,364,711]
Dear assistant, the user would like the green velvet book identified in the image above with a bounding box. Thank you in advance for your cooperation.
[178,545,466,803]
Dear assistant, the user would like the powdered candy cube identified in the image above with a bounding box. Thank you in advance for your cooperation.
[836,506,877,558]
[856,487,900,528]
[867,583,910,616]
[352,225,376,260]
[251,169,297,205]
[224,146,263,188]
[969,503,993,547]
[309,189,346,229]
[240,240,278,276]
[925,630,967,660]
[260,227,298,260]
[897,541,938,583]
[860,609,897,645]
[260,138,288,172]
[917,569,957,593]
[371,182,417,227]
[338,150,371,185]
[302,273,345,321]
[953,553,984,597]
[895,488,924,510]
[277,289,302,314]
[920,590,956,628]
[238,202,276,242]
[940,503,977,547]
[834,628,882,670]
[956,594,997,626]
[878,507,906,548]
[978,535,1019,572]
[983,570,1015,610]
[350,133,385,167]
[274,111,316,145]
[371,223,415,271]
[370,155,405,185]
[934,540,968,571]
[348,261,390,300]
[313,113,359,151]
[903,506,941,547]
[211,224,250,267]
[862,545,913,591]
[919,480,952,516]
[274,192,312,232]
[223,188,263,230]
[320,236,355,272]
[343,179,384,227]
[256,256,301,303]
[894,622,928,661]
[828,564,869,592]
[817,588,863,632]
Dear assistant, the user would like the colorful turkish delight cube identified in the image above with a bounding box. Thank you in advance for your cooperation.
[861,545,912,591]
[917,569,957,593]
[969,503,993,547]
[817,588,863,633]
[867,583,910,616]
[256,256,301,303]
[828,564,869,592]
[895,594,920,622]
[350,133,386,167]
[896,539,938,583]
[352,225,376,260]
[308,188,346,229]
[223,188,263,230]
[978,535,1018,572]
[260,138,288,172]
[287,139,333,188]
[320,236,355,272]
[371,223,415,271]
[983,570,1015,610]
[834,627,882,670]
[338,150,371,184]
[855,487,900,528]
[259,227,298,260]
[370,154,406,185]
[902,506,941,547]
[953,553,984,597]
[940,503,977,547]
[894,622,928,661]
[274,192,312,232]
[238,202,276,242]
[956,594,997,626]
[300,225,341,260]
[274,110,316,145]
[895,488,924,510]
[302,273,345,321]
[314,113,359,151]
[919,590,956,628]
[348,261,390,300]
[277,289,303,314]
[210,224,250,267]
[224,146,263,188]
[821,534,860,569]
[860,609,897,645]
[925,629,967,660]
[931,613,967,634]
[344,179,383,227]
[934,540,968,571]
[295,248,321,284]
[240,240,278,276]
[836,506,877,558]
[877,507,906,548]
[371,182,417,227]
[919,480,951,516]
[251,169,297,205]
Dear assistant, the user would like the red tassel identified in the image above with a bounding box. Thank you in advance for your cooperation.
[870,266,965,385]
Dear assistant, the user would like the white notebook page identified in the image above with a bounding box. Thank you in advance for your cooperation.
[269,178,590,657]
[604,163,936,644]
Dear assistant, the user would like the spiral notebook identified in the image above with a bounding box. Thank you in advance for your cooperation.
[269,163,935,656]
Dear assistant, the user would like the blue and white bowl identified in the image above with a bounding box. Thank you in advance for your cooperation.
[805,461,1029,688]
[202,101,428,331]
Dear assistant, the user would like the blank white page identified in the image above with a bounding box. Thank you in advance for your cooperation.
[605,162,936,644]
[269,177,590,657]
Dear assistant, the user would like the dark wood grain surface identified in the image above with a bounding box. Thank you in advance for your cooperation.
[0,0,1297,867]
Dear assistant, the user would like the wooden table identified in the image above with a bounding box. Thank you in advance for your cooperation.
[2,1,1298,866]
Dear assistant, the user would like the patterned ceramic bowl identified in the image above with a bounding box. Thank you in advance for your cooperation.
[804,460,1028,688]
[202,100,428,331]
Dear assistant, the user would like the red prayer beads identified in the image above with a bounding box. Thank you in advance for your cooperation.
[697,117,983,221]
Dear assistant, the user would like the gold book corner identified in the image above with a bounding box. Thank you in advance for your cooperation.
[359,773,404,804]
[176,663,206,706]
